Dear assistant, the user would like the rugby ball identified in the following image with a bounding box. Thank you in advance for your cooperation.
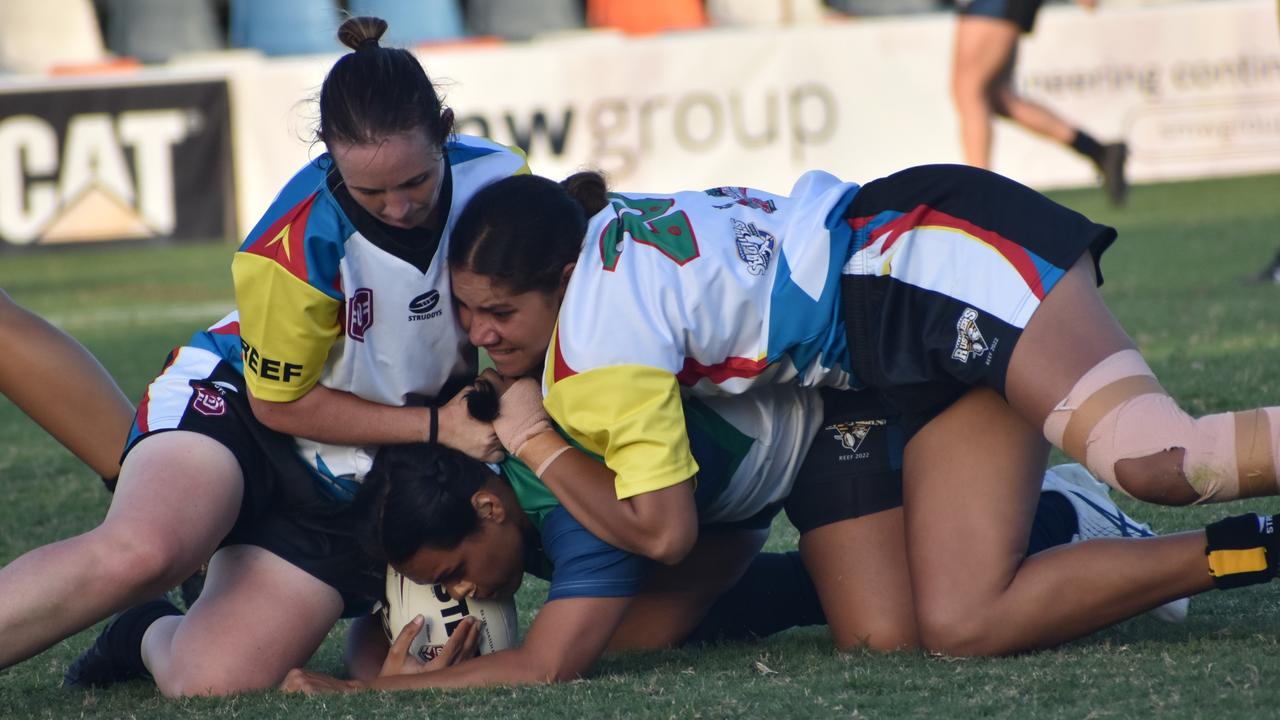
[382,566,519,662]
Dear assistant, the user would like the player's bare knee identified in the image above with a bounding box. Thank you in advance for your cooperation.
[832,621,918,653]
[88,525,192,593]
[989,88,1013,117]
[1113,449,1198,505]
[155,666,243,698]
[914,599,999,657]
[156,656,283,698]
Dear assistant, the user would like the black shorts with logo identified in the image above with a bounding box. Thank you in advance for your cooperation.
[122,359,382,616]
[785,388,906,534]
[838,164,1116,440]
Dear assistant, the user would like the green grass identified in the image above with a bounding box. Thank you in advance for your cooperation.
[2,174,1280,718]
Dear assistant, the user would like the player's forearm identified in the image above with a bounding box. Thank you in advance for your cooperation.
[248,384,430,445]
[536,446,697,564]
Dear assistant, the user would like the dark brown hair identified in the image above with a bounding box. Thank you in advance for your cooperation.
[353,444,492,563]
[318,16,452,148]
[449,173,610,294]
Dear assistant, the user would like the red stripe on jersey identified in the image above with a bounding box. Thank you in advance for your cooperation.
[135,388,152,435]
[863,205,1047,300]
[241,193,319,283]
[676,355,768,386]
[210,320,240,336]
[551,332,578,383]
[136,347,181,434]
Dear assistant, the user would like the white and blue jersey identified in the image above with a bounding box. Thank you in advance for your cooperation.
[128,136,528,499]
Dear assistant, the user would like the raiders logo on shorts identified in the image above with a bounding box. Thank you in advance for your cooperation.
[824,418,888,463]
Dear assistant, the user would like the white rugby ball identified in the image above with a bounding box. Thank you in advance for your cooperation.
[382,566,519,662]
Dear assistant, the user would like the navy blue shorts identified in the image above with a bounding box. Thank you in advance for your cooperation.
[838,164,1116,440]
[957,0,1043,32]
[124,357,382,616]
[785,388,906,534]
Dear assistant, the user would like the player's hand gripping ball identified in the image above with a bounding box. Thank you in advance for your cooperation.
[382,566,519,662]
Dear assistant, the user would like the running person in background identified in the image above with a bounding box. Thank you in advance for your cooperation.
[0,290,133,481]
[0,16,524,696]
[283,384,1184,693]
[433,167,1280,658]
[952,0,1128,205]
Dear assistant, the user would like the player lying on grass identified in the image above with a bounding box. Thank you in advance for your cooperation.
[282,384,1187,693]
[436,170,1280,657]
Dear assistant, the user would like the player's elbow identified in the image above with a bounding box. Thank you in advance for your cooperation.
[644,522,697,566]
[624,481,698,564]
[246,391,300,434]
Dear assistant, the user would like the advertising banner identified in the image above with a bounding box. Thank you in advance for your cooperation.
[0,76,234,247]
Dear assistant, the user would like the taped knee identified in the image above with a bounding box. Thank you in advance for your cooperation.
[1044,350,1279,502]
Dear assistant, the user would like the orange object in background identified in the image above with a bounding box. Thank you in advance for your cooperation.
[49,57,142,76]
[586,0,707,35]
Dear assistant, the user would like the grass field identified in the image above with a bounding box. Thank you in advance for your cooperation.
[1,173,1280,718]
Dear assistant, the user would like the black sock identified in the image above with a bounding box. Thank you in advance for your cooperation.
[1026,491,1078,556]
[111,599,184,678]
[683,550,825,646]
[1070,130,1106,166]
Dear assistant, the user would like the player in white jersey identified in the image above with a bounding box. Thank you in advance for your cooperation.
[280,385,1185,693]
[441,170,1280,660]
[0,17,519,696]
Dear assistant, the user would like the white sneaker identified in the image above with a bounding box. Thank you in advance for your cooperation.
[1042,463,1190,623]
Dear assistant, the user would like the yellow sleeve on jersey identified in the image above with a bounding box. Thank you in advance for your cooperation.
[543,365,699,500]
[232,253,342,402]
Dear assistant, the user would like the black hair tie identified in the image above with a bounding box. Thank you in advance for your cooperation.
[356,38,379,52]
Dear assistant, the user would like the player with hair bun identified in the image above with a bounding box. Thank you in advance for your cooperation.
[430,167,1277,659]
[0,15,525,696]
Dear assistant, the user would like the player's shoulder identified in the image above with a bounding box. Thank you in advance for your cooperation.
[447,135,530,204]
[239,155,350,252]
[446,134,528,171]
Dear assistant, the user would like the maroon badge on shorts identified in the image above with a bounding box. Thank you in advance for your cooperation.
[348,288,374,341]
[191,386,227,416]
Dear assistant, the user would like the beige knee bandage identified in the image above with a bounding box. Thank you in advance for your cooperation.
[1043,350,1279,501]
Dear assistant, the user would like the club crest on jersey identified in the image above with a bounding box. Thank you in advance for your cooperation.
[706,187,778,213]
[190,385,226,417]
[828,418,885,455]
[347,288,374,341]
[731,218,775,276]
[408,289,443,322]
[951,307,989,363]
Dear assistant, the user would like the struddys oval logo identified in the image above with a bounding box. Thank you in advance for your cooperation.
[408,289,443,322]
